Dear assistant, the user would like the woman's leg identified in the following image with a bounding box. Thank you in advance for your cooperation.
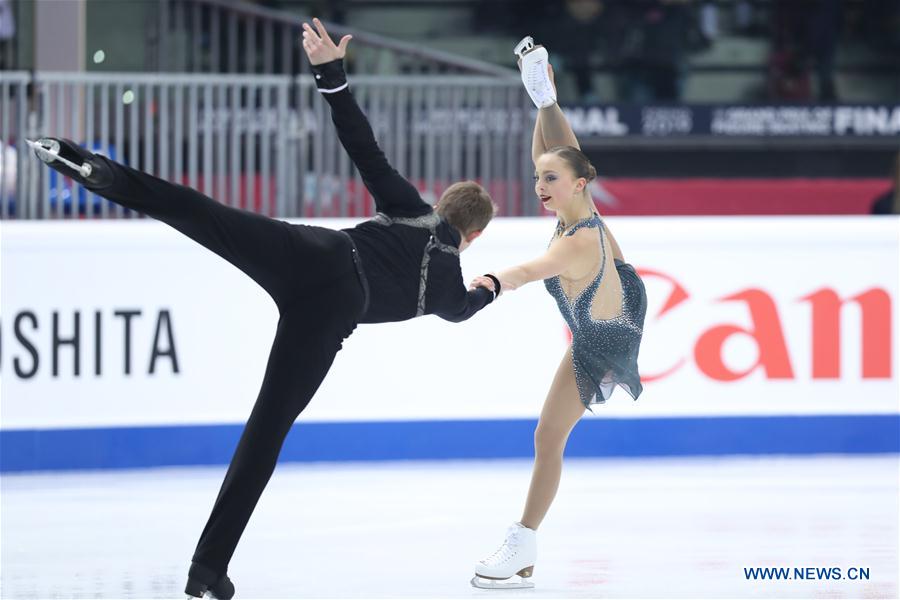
[520,348,586,530]
[534,63,580,156]
[529,62,574,164]
[537,104,580,151]
[532,109,547,166]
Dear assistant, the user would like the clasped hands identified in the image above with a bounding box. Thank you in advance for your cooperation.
[469,274,513,297]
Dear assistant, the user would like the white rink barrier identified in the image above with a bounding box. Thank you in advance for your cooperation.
[2,216,898,470]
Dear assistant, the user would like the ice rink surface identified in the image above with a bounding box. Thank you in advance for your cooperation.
[1,455,897,599]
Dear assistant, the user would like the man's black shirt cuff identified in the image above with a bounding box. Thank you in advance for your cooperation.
[311,59,348,94]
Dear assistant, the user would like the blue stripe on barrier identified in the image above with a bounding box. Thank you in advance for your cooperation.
[1,415,898,472]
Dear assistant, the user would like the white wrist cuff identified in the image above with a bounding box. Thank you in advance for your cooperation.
[318,82,349,94]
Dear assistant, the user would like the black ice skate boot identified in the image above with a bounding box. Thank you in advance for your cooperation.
[27,137,114,189]
[184,562,235,600]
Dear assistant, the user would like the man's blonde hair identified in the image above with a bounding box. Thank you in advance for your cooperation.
[435,181,497,235]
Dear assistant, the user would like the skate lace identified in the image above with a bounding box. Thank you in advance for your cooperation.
[525,60,547,94]
[481,533,520,566]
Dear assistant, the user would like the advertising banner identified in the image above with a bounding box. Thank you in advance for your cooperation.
[561,105,900,138]
[2,217,897,469]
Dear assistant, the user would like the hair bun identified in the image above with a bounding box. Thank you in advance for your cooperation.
[549,146,597,183]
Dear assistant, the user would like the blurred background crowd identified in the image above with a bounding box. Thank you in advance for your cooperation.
[0,0,898,217]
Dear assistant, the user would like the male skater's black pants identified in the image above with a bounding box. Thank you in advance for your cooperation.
[88,158,366,574]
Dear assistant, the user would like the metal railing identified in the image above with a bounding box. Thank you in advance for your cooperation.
[0,70,30,216]
[0,72,535,220]
[148,0,517,77]
[0,0,22,71]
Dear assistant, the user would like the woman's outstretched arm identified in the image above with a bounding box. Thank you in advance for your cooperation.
[470,229,593,294]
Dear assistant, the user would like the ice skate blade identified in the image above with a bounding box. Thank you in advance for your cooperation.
[514,36,535,59]
[471,575,535,590]
[26,138,93,177]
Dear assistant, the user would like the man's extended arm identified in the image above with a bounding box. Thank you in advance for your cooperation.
[436,282,495,323]
[311,59,430,217]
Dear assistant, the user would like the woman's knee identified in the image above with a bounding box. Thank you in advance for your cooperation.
[533,422,569,458]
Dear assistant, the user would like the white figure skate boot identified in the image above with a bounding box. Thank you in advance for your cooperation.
[471,522,536,589]
[514,36,556,109]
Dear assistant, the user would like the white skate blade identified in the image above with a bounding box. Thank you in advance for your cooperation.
[471,575,535,590]
[26,139,93,177]
[513,36,535,59]
[26,138,59,164]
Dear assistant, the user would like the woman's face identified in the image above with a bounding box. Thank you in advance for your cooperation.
[534,153,584,213]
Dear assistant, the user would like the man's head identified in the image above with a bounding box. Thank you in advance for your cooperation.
[435,181,497,252]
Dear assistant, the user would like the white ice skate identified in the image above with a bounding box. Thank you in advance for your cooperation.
[513,36,556,109]
[471,522,536,589]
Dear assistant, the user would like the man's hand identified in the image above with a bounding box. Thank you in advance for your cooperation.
[301,17,352,66]
[469,275,496,293]
[470,273,516,296]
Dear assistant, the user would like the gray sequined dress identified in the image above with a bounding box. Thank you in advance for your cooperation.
[543,215,647,407]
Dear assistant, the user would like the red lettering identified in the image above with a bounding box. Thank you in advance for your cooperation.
[635,269,690,381]
[802,288,893,379]
[695,289,794,381]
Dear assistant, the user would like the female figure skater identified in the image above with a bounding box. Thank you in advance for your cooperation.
[30,19,498,600]
[469,37,648,589]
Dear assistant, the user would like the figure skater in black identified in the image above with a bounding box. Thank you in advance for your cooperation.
[29,18,497,599]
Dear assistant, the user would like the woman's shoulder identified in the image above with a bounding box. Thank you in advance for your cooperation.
[548,226,599,273]
[563,221,601,246]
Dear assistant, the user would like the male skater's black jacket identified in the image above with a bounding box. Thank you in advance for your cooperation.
[313,59,494,324]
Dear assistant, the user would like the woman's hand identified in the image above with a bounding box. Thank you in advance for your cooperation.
[301,18,352,66]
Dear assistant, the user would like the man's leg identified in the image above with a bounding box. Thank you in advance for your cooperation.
[35,140,345,307]
[191,278,363,577]
[89,155,314,306]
